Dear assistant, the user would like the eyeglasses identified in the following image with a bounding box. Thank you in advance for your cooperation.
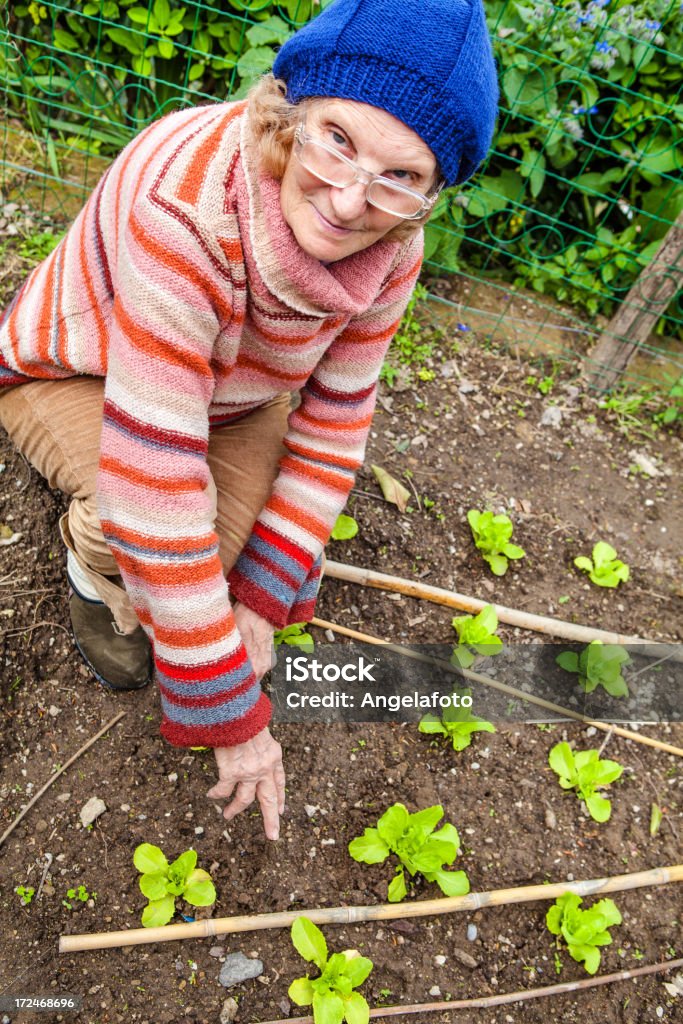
[294,122,442,220]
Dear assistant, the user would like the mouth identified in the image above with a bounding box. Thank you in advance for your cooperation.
[311,205,354,236]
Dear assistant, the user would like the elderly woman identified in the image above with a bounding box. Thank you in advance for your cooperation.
[0,0,497,839]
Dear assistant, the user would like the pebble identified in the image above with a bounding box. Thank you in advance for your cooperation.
[48,705,61,717]
[218,952,263,988]
[209,946,225,958]
[466,924,477,942]
[167,772,178,782]
[585,726,597,737]
[304,804,320,818]
[452,948,478,969]
[324,629,335,642]
[470,762,480,771]
[544,806,557,830]
[194,826,204,835]
[219,997,239,1023]
[428,985,441,996]
[629,450,659,477]
[540,405,563,428]
[120,803,130,812]
[434,954,446,966]
[56,792,71,803]
[278,999,291,1016]
[79,797,106,827]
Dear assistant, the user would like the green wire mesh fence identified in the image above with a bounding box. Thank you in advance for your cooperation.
[1,0,681,394]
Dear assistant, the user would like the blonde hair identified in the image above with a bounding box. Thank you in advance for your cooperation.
[246,74,432,245]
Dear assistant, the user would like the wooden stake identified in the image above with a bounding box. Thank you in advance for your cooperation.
[257,957,683,1023]
[311,617,683,758]
[322,560,673,657]
[59,864,683,953]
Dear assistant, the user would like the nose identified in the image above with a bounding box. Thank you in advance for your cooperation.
[328,180,368,222]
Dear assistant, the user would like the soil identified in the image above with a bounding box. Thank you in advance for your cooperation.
[0,238,681,1024]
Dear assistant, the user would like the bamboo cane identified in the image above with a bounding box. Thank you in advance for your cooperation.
[323,559,676,657]
[310,617,683,758]
[59,864,683,953]
[258,956,683,1023]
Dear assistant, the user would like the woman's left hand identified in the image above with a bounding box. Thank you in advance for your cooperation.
[232,600,276,681]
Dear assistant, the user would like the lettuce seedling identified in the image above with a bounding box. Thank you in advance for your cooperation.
[451,604,503,669]
[419,687,496,751]
[556,641,630,697]
[546,892,622,974]
[288,916,373,1024]
[467,509,525,576]
[548,742,623,823]
[133,843,216,927]
[331,514,359,541]
[349,803,470,902]
[274,622,314,653]
[15,885,34,906]
[574,541,629,588]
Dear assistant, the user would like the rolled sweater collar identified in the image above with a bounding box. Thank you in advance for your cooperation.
[237,106,404,319]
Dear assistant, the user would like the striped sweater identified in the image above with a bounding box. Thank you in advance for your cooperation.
[0,101,423,747]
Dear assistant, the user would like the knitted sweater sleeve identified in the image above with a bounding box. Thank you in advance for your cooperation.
[227,233,424,627]
[96,191,271,750]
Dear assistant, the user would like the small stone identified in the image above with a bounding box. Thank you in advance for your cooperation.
[219,997,239,1023]
[429,985,441,997]
[471,762,480,771]
[167,772,178,783]
[324,629,335,642]
[466,923,478,942]
[120,803,130,812]
[540,405,563,428]
[544,807,557,830]
[56,792,71,803]
[35,819,48,832]
[278,998,291,1016]
[79,797,106,827]
[452,948,478,969]
[304,804,320,818]
[48,705,61,717]
[629,450,659,477]
[209,946,225,958]
[585,726,597,737]
[194,826,204,835]
[656,1008,664,1019]
[219,952,263,988]
[434,954,446,966]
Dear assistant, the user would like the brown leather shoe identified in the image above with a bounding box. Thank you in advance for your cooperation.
[69,591,152,691]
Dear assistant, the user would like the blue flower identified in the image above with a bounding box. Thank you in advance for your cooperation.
[593,0,609,6]
[456,323,471,332]
[595,40,611,53]
[645,19,661,31]
[589,105,598,114]
[576,11,594,23]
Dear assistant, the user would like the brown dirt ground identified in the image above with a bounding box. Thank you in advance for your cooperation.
[0,238,681,1024]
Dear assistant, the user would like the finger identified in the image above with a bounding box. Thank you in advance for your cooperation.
[222,782,256,821]
[206,778,237,802]
[256,777,282,841]
[273,763,286,815]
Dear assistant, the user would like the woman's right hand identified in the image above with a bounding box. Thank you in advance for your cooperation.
[207,728,285,840]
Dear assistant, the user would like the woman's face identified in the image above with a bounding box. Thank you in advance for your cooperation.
[279,98,437,263]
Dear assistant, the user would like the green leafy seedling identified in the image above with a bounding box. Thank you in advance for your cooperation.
[15,885,35,906]
[467,509,525,576]
[451,604,503,669]
[133,843,216,927]
[288,916,373,1024]
[419,687,496,751]
[556,641,630,697]
[546,892,622,974]
[574,542,629,588]
[331,514,359,541]
[349,803,469,903]
[274,622,314,653]
[548,742,623,823]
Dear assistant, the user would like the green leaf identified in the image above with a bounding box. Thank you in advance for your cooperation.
[343,955,374,988]
[408,805,444,834]
[376,803,410,846]
[170,849,197,881]
[134,843,169,875]
[291,917,328,970]
[344,991,370,1024]
[139,872,168,901]
[141,894,175,927]
[331,514,358,541]
[288,977,314,1006]
[182,869,216,906]
[371,464,410,512]
[592,541,618,566]
[348,829,390,865]
[432,869,470,897]
[585,793,612,822]
[548,742,576,782]
[486,552,509,576]
[387,870,407,903]
[556,651,579,673]
[236,45,276,80]
[312,991,345,1024]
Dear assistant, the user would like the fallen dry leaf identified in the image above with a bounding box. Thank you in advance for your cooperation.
[371,464,410,512]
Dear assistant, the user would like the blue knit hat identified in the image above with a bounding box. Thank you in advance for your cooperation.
[272,0,498,186]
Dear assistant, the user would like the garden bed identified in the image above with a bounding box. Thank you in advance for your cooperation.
[0,307,681,1024]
